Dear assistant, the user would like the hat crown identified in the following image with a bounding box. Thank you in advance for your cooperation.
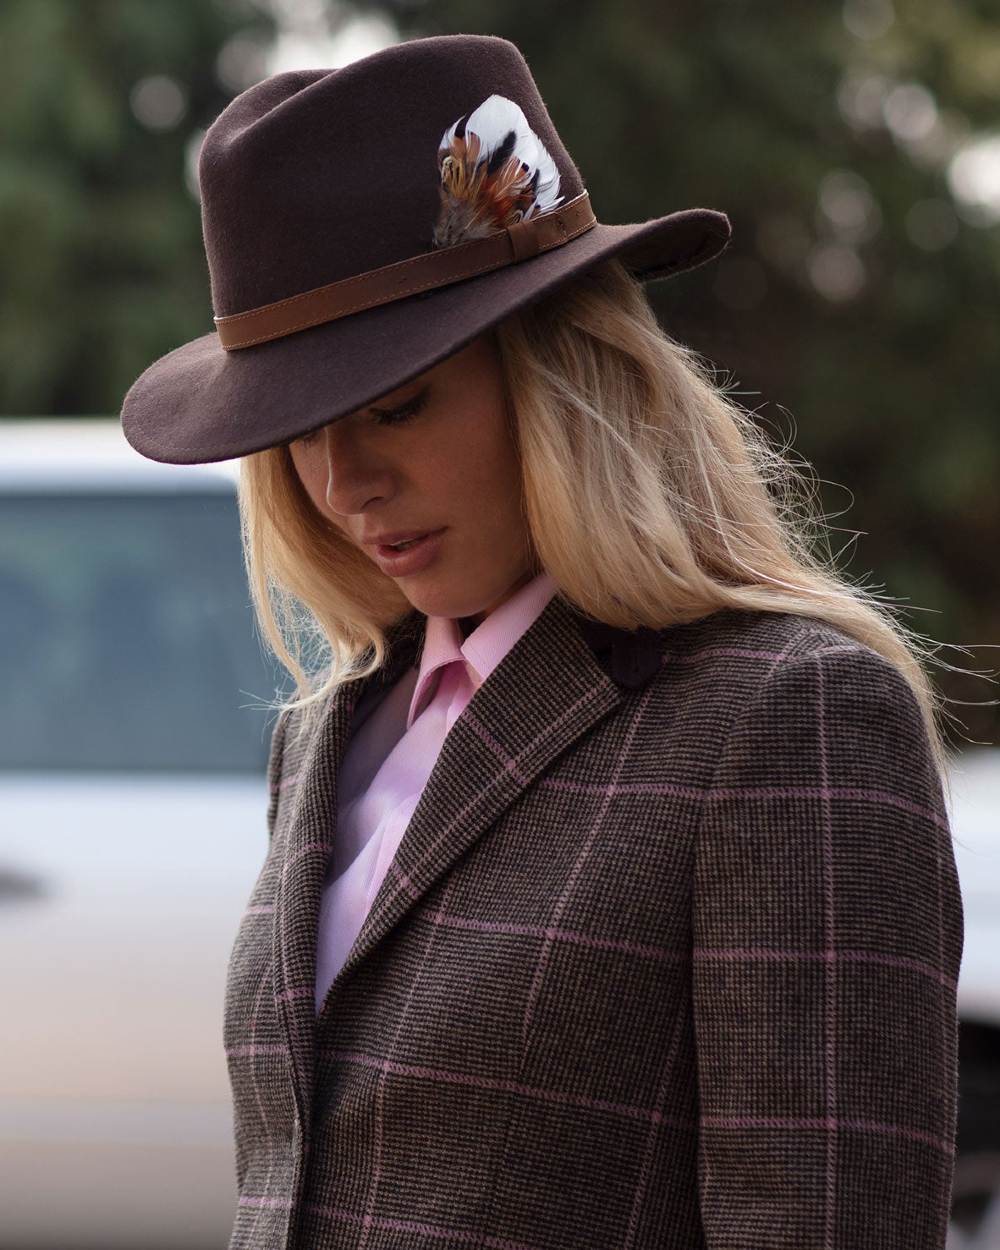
[197,35,586,318]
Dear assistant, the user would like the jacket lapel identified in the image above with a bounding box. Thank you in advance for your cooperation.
[273,592,628,1126]
[325,592,625,993]
[271,607,424,1126]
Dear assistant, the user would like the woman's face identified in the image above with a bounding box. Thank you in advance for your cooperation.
[287,332,534,625]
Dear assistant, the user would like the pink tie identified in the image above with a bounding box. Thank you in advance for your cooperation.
[314,653,477,1008]
[416,656,478,737]
[353,656,478,890]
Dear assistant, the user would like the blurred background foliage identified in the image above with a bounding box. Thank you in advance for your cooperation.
[2,0,997,744]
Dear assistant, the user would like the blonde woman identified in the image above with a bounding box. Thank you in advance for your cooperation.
[121,34,963,1250]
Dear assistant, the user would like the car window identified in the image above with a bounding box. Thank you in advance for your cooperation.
[0,491,286,772]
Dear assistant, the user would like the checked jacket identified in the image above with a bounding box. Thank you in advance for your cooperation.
[223,594,963,1250]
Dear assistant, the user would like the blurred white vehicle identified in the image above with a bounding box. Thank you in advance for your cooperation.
[948,752,1000,1250]
[0,419,997,1248]
[0,418,283,1250]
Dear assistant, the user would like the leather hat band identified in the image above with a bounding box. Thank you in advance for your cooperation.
[214,191,597,351]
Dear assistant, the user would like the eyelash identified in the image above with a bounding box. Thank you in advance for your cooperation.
[297,389,428,444]
[372,388,429,426]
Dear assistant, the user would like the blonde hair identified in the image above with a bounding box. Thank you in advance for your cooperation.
[239,257,974,797]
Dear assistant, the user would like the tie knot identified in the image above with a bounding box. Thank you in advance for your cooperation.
[408,654,477,732]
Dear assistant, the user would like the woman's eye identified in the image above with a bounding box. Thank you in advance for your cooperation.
[372,387,429,427]
[295,387,429,443]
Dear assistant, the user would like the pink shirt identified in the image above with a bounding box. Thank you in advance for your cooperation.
[314,570,559,1010]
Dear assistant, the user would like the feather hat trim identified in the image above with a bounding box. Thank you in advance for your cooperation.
[433,94,566,248]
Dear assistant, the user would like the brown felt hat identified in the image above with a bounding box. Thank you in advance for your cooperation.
[119,33,732,466]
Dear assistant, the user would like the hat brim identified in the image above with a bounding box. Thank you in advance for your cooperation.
[120,208,730,465]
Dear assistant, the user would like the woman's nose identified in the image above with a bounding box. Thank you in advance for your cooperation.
[317,425,395,514]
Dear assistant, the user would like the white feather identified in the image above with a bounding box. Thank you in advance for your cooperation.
[438,93,563,216]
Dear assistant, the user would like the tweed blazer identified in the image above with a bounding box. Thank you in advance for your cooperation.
[223,594,963,1250]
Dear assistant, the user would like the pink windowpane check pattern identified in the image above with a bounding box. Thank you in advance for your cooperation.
[223,591,962,1250]
[314,572,559,1011]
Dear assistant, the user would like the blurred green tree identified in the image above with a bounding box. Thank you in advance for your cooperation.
[0,0,275,415]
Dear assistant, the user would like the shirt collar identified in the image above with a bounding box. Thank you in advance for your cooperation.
[406,570,559,730]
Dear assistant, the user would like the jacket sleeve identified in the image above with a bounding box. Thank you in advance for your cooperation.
[691,641,964,1250]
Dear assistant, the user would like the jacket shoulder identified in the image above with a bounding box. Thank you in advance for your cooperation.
[646,605,901,737]
[576,603,885,708]
[656,604,867,662]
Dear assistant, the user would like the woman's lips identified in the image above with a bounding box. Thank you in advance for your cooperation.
[372,528,446,576]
